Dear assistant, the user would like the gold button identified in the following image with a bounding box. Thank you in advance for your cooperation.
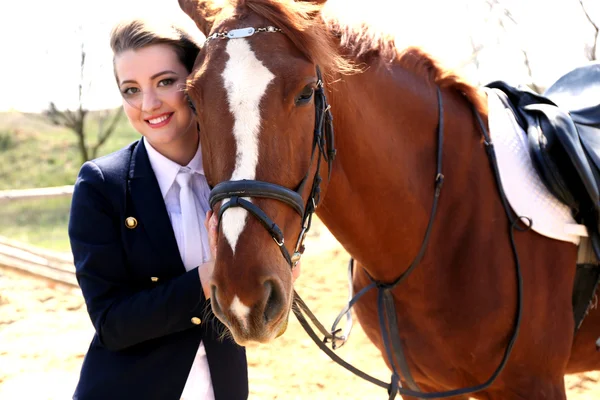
[150,277,159,282]
[191,317,201,325]
[125,217,138,229]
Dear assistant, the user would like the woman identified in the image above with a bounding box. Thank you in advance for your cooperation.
[69,18,271,400]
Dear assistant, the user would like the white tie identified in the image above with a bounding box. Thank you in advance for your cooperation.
[176,169,204,271]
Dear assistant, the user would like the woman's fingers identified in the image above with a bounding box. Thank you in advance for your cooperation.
[204,210,212,231]
[206,210,218,258]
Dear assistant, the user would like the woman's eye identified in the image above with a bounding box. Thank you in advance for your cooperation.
[158,78,175,87]
[122,87,139,96]
[295,86,314,105]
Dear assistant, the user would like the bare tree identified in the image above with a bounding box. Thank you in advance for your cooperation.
[578,0,599,61]
[484,0,543,93]
[462,35,484,86]
[44,41,123,164]
[475,0,598,93]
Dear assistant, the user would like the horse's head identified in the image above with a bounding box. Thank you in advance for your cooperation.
[179,0,340,344]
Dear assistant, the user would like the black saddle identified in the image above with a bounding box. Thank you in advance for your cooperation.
[487,62,600,256]
[487,63,600,331]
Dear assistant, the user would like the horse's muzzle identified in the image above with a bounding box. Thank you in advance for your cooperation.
[210,275,291,344]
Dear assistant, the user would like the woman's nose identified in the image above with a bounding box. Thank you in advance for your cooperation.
[141,90,162,112]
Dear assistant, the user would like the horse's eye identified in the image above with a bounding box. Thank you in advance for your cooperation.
[295,85,314,106]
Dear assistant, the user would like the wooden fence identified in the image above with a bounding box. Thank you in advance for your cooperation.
[0,185,74,203]
[0,186,76,286]
[0,235,76,286]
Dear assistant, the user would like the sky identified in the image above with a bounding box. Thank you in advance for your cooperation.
[0,0,597,113]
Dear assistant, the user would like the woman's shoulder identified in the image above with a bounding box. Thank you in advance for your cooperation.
[80,140,140,183]
[73,140,141,209]
[92,140,139,170]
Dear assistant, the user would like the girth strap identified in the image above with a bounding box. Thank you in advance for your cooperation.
[379,288,420,392]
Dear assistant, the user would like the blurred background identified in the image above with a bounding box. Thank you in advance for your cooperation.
[0,0,598,249]
[0,0,598,399]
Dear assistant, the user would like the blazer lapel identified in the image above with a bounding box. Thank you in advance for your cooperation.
[128,140,185,273]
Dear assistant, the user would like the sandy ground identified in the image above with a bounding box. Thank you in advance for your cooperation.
[1,221,600,399]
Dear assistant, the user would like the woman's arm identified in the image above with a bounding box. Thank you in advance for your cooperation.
[69,161,208,352]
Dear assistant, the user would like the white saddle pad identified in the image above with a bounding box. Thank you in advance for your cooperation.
[486,88,587,245]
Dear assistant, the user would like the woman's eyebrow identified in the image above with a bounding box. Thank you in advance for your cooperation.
[120,70,178,86]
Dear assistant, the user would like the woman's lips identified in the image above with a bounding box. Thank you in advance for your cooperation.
[145,112,174,128]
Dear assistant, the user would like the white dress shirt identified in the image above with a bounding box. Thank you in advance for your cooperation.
[144,138,215,400]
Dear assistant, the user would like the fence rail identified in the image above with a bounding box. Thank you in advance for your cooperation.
[0,185,74,203]
[0,235,77,287]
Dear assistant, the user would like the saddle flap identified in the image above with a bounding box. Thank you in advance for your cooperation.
[525,116,577,209]
[525,103,600,208]
[576,124,600,192]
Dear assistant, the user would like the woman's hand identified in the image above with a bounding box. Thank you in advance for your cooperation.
[205,210,218,259]
[198,260,214,299]
[198,210,219,299]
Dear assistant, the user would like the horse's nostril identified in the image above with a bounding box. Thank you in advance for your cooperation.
[263,279,284,324]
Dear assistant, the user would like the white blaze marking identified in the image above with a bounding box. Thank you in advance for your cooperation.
[230,295,251,330]
[221,39,275,253]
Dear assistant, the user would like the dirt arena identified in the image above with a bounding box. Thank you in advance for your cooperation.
[1,221,599,399]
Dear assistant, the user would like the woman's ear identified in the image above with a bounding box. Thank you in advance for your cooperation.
[178,0,224,37]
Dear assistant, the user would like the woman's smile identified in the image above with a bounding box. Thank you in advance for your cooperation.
[145,112,174,128]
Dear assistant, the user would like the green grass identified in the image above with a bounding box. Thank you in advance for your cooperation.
[0,110,139,251]
[0,110,140,190]
[0,196,72,252]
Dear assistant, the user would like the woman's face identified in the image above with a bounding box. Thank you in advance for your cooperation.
[114,44,195,150]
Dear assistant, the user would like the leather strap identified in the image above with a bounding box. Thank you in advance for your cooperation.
[210,180,305,216]
[218,196,293,265]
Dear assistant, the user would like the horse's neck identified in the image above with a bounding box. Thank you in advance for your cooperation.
[317,64,493,282]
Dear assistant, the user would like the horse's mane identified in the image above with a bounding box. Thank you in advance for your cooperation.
[396,47,487,115]
[230,0,485,113]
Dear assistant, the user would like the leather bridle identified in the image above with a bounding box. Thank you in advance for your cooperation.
[209,63,335,267]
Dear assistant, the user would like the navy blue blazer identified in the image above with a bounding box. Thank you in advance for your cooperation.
[68,139,248,400]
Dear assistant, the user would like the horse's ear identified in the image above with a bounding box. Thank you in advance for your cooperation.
[179,0,223,37]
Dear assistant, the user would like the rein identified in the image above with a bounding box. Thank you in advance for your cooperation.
[205,25,527,399]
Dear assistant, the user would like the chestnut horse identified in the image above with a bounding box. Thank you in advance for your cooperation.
[179,0,600,398]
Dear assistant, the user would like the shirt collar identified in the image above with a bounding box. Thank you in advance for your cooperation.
[186,141,205,175]
[143,137,204,199]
